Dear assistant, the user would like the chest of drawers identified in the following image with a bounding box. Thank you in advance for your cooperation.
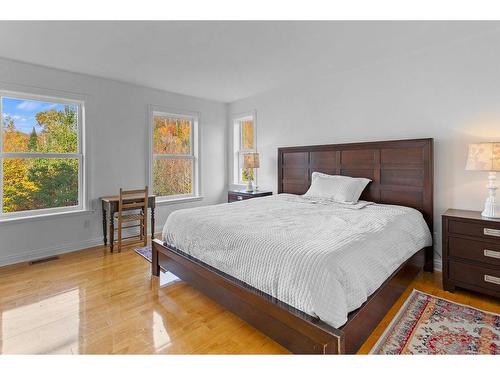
[442,209,500,298]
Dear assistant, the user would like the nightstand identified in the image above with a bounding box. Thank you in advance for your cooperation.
[227,189,272,203]
[442,209,500,298]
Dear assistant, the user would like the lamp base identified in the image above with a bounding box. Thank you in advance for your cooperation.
[482,201,500,218]
[481,172,500,219]
[246,179,254,193]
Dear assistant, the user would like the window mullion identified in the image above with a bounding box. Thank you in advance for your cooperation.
[1,152,82,159]
[153,154,194,160]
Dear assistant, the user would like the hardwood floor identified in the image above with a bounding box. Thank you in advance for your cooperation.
[0,243,498,354]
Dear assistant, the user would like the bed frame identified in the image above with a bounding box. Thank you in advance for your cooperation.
[152,138,434,354]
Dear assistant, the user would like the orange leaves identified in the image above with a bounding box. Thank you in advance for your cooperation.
[153,116,192,155]
[241,120,254,150]
[3,122,29,152]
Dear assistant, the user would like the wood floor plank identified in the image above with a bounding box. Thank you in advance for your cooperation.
[0,243,498,354]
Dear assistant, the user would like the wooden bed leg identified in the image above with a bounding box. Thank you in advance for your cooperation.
[424,246,434,273]
[152,241,160,277]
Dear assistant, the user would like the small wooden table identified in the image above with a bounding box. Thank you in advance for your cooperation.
[101,195,156,252]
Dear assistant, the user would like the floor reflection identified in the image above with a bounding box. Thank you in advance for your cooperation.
[0,247,290,354]
[152,310,171,351]
[159,270,180,287]
[1,288,80,354]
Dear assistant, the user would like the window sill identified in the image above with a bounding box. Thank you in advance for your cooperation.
[0,209,95,226]
[156,196,204,206]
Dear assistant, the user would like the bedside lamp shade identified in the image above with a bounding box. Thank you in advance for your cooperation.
[243,153,260,169]
[465,142,500,171]
[466,142,500,218]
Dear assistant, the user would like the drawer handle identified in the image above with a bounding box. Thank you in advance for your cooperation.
[484,249,500,259]
[484,274,500,285]
[484,228,500,237]
[237,196,243,201]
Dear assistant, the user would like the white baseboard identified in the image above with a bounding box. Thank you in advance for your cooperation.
[0,237,103,268]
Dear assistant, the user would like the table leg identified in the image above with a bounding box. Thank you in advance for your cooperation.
[109,213,114,253]
[102,204,108,246]
[151,206,155,242]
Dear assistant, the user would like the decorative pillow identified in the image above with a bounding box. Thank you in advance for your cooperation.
[303,172,371,204]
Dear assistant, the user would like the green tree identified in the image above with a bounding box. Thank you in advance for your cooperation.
[35,106,77,153]
[28,106,79,209]
[28,127,38,152]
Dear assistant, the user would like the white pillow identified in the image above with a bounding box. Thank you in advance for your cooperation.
[303,172,371,204]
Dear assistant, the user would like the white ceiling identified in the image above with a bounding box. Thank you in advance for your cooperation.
[0,21,499,102]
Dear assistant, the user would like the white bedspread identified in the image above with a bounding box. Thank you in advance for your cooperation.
[162,194,432,328]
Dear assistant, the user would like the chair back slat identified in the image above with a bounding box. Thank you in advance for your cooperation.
[119,187,148,214]
[121,202,147,209]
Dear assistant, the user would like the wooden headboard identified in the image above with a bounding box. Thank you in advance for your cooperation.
[277,138,433,230]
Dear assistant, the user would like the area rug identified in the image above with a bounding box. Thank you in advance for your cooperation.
[370,289,500,354]
[134,245,156,264]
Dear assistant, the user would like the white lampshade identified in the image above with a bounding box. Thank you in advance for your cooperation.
[465,142,500,171]
[243,153,260,169]
[466,142,500,218]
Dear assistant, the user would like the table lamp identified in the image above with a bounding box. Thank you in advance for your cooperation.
[243,152,260,192]
[465,142,500,218]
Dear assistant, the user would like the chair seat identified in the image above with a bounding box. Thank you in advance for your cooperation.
[120,213,145,222]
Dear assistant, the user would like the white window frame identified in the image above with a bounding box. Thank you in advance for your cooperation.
[0,89,86,220]
[232,112,257,186]
[148,106,200,203]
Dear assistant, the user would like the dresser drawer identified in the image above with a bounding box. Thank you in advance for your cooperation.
[448,220,500,240]
[228,193,249,203]
[228,191,272,203]
[448,236,500,266]
[449,260,500,292]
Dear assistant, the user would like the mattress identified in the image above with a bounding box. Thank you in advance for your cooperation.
[162,193,432,328]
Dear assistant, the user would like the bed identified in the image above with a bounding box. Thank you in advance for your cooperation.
[152,138,434,354]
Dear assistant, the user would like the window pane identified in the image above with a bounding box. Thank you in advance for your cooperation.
[241,168,255,183]
[153,158,193,196]
[153,114,192,155]
[241,120,254,150]
[2,97,78,153]
[2,157,79,213]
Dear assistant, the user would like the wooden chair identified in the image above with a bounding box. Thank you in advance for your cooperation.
[114,186,148,252]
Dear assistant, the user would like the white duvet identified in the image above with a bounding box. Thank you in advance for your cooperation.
[162,194,432,328]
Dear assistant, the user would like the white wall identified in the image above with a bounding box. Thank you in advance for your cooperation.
[0,57,227,266]
[228,31,500,268]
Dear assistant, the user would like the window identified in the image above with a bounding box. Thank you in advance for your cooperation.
[233,113,256,185]
[150,109,199,201]
[0,92,85,219]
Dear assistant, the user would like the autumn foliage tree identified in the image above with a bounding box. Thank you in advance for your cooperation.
[2,118,37,212]
[153,116,193,196]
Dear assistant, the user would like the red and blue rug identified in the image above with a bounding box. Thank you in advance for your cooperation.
[370,289,499,354]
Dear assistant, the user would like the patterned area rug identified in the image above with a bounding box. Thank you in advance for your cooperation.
[370,289,500,354]
[134,245,156,264]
